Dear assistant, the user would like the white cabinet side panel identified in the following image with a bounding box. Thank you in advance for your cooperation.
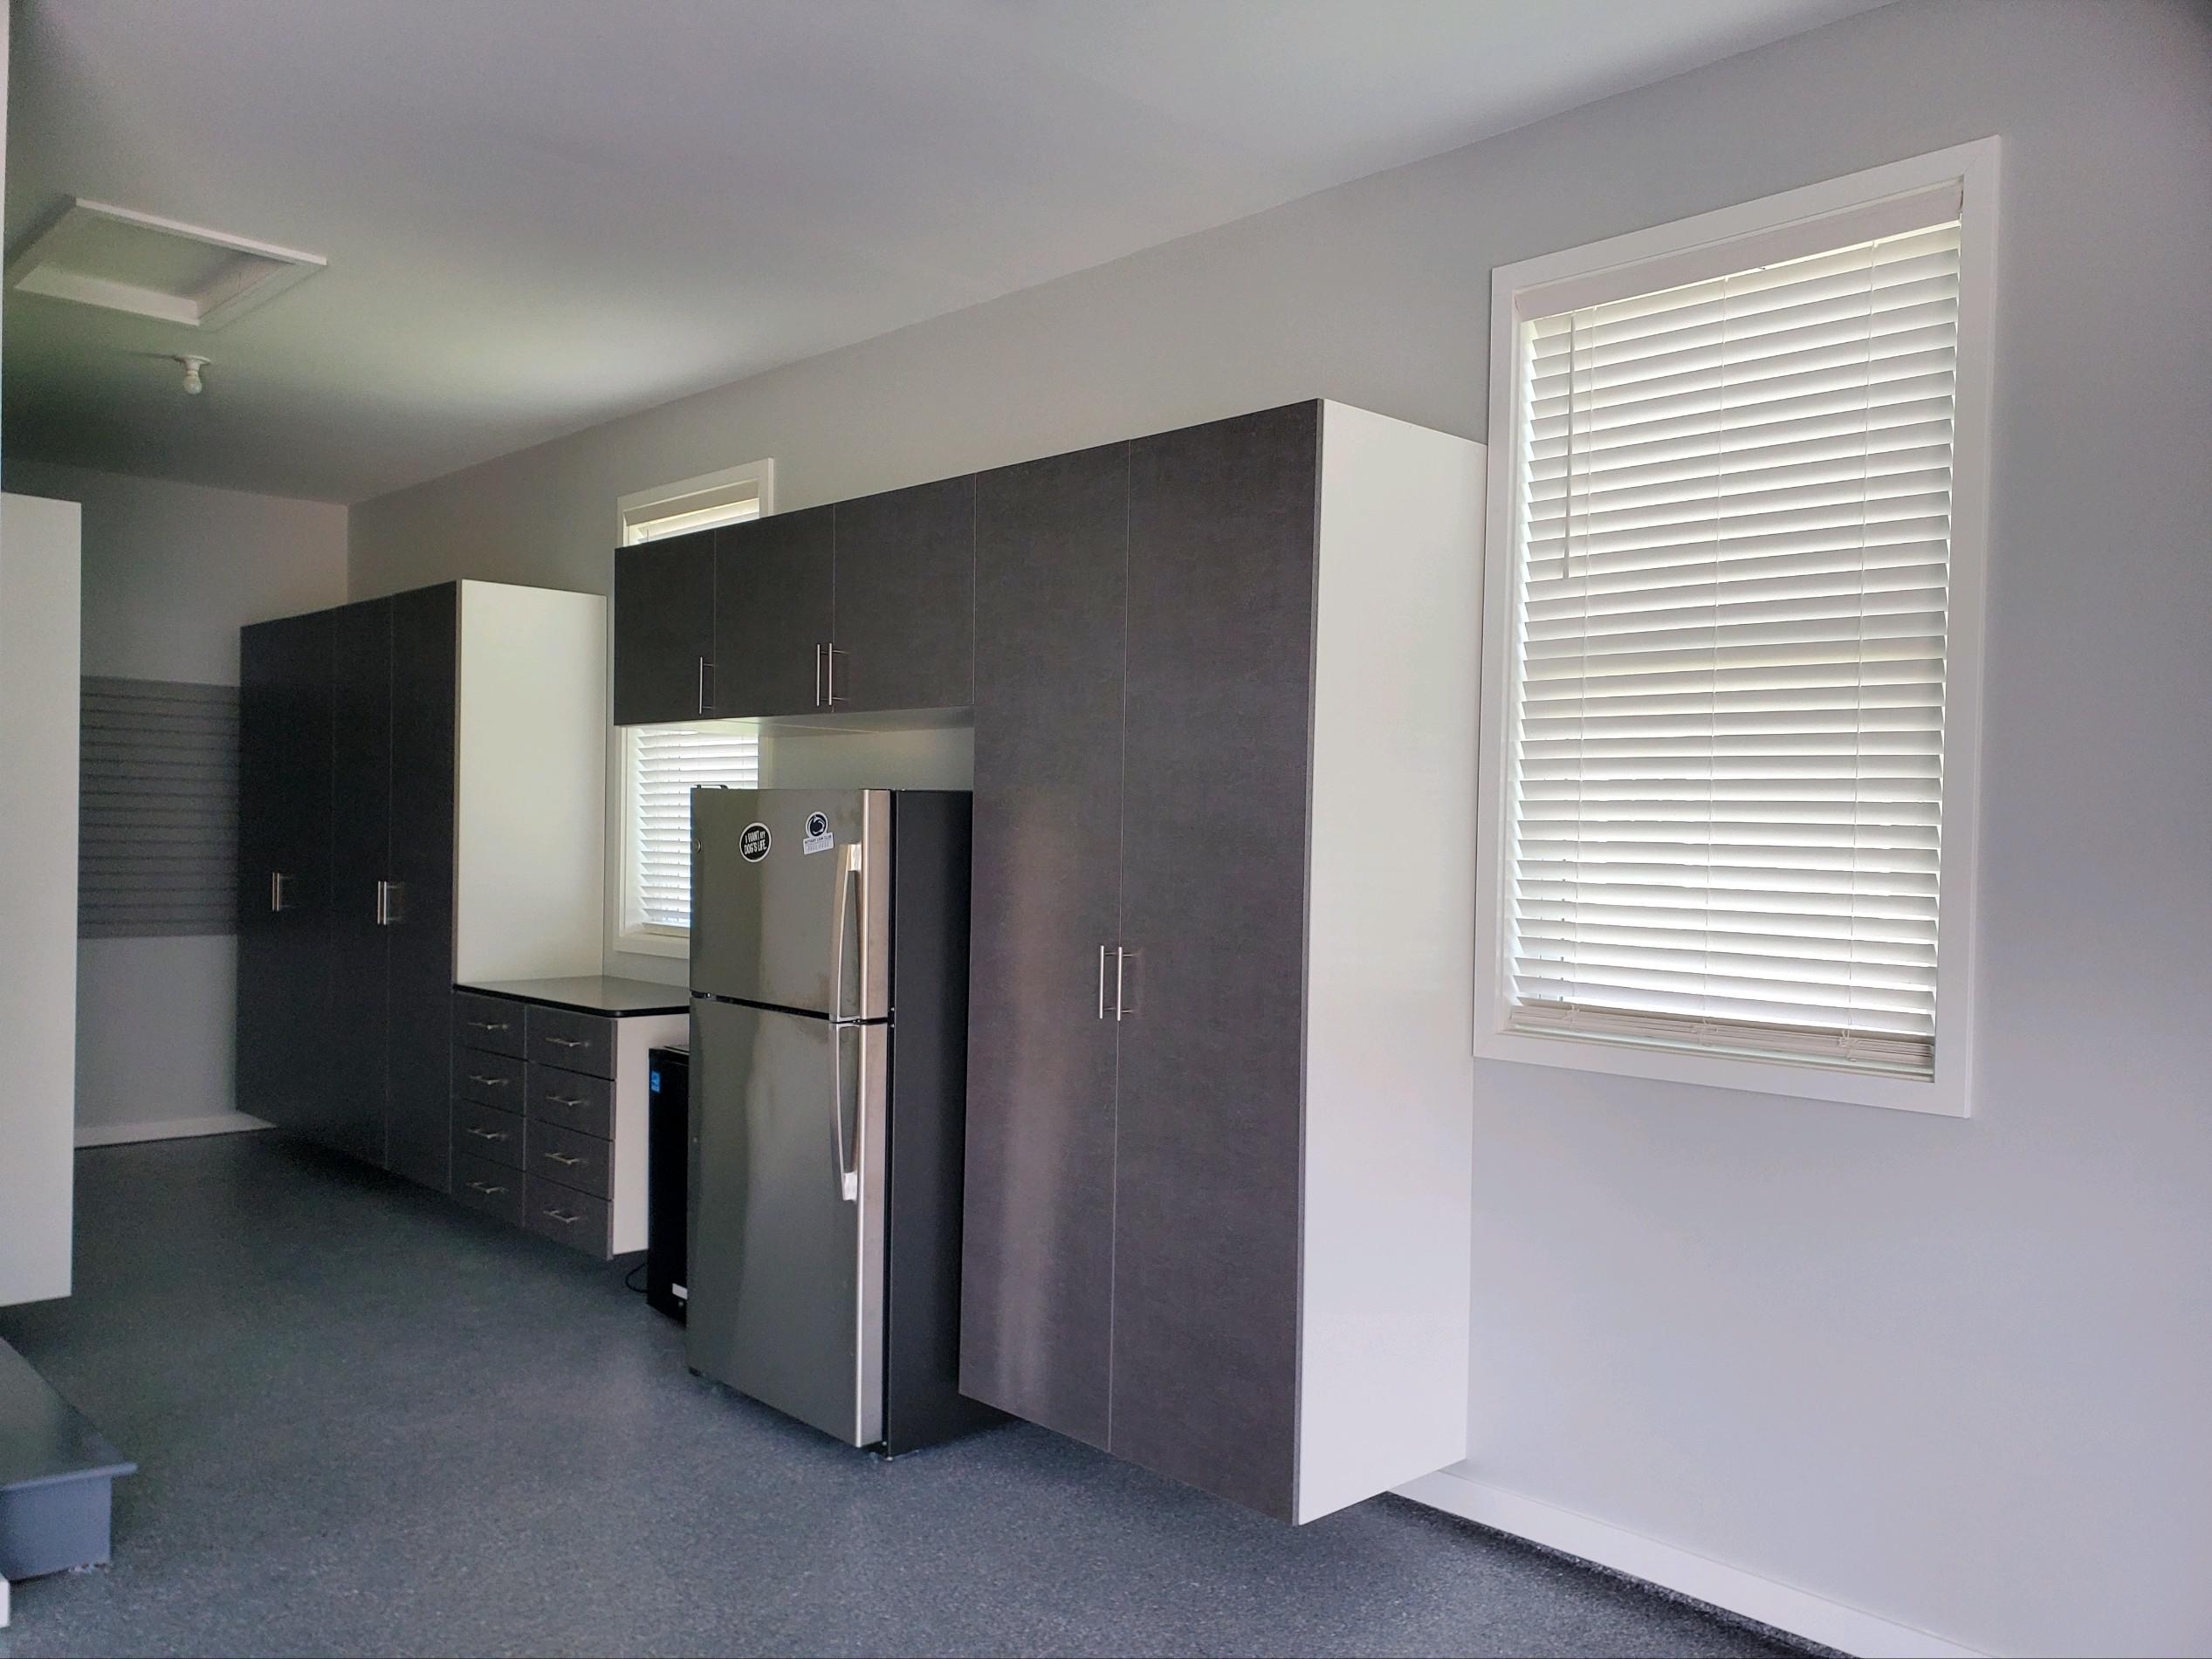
[1,494,82,1307]
[1297,406,1481,1521]
[609,1012,687,1255]
[455,583,608,982]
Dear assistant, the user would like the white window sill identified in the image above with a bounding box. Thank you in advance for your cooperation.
[615,927,690,961]
[1474,1023,1970,1118]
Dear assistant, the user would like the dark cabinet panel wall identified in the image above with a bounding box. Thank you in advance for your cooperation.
[237,585,459,1189]
[1112,403,1319,1519]
[962,443,1130,1451]
[832,477,976,713]
[326,599,395,1166]
[714,507,834,717]
[384,585,460,1192]
[236,610,333,1138]
[610,529,716,724]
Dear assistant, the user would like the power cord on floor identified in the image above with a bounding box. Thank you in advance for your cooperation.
[622,1260,648,1295]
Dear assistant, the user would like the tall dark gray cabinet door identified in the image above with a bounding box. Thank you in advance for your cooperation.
[383,585,457,1192]
[325,597,394,1167]
[714,507,833,717]
[1112,402,1320,1520]
[831,477,975,713]
[961,443,1129,1451]
[611,529,717,724]
[236,609,333,1135]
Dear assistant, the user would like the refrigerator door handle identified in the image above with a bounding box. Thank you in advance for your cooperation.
[828,840,862,1021]
[829,1022,859,1203]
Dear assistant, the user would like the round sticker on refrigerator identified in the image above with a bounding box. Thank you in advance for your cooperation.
[806,812,828,839]
[739,823,771,862]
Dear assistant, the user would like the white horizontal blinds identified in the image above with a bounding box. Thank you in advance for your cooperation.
[1508,216,1961,1076]
[631,723,759,929]
[625,490,759,544]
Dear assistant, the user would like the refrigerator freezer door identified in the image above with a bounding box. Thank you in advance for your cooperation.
[690,788,890,1019]
[685,996,888,1446]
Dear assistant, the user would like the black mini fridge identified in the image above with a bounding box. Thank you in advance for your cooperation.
[645,1045,690,1322]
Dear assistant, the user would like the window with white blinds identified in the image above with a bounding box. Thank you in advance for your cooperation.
[1501,209,1965,1080]
[624,723,760,935]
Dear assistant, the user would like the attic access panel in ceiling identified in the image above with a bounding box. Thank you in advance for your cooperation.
[5,198,326,331]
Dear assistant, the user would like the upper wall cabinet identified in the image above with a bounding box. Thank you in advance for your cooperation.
[830,476,976,713]
[611,527,716,725]
[712,506,833,719]
[613,485,975,724]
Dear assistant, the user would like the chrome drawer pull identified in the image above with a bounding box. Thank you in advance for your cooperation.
[546,1093,585,1108]
[467,1073,510,1087]
[541,1208,580,1225]
[464,1126,509,1142]
[467,1018,510,1032]
[543,1151,585,1168]
[467,1180,507,1196]
[545,1036,589,1049]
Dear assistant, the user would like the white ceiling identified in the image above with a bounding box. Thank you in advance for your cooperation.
[4,0,1885,504]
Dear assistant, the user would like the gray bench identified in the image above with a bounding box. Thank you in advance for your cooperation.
[0,1338,134,1580]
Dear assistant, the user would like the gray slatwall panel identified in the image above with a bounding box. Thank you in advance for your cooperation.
[79,676,241,939]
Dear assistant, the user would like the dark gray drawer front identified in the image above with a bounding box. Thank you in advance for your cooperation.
[526,1176,611,1258]
[455,992,526,1057]
[531,1120,611,1199]
[454,1047,526,1108]
[527,1062,613,1138]
[526,1005,615,1080]
[450,1153,525,1227]
[453,1100,526,1170]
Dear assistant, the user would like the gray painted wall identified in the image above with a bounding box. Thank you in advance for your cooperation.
[5,460,349,1141]
[347,4,2212,1652]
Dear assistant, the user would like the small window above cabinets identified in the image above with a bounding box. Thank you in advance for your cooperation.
[611,479,977,728]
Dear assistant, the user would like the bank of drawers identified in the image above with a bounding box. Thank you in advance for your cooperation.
[451,991,618,1258]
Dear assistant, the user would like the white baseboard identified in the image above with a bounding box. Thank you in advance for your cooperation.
[75,1112,272,1149]
[1396,1469,1986,1659]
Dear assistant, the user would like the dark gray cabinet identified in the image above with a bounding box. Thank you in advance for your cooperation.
[962,443,1130,1452]
[713,506,833,718]
[385,586,459,1191]
[611,528,716,724]
[236,609,333,1138]
[615,488,975,723]
[1111,402,1319,1518]
[831,477,976,713]
[958,401,1482,1525]
[237,585,459,1185]
[324,599,395,1166]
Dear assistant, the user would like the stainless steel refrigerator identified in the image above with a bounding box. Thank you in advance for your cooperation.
[684,786,993,1454]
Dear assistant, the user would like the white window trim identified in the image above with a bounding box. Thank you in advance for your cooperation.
[608,461,776,960]
[1474,139,1999,1118]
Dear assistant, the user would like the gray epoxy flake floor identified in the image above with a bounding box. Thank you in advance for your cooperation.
[0,1135,1798,1659]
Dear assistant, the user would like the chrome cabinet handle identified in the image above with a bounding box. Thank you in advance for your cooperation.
[546,1093,585,1108]
[375,880,406,927]
[466,1018,510,1032]
[814,643,825,709]
[543,1150,584,1168]
[540,1208,580,1225]
[466,1074,509,1088]
[270,871,291,913]
[697,655,712,716]
[464,1126,509,1142]
[467,1180,507,1196]
[545,1036,588,1050]
[1097,944,1109,1019]
[1115,946,1133,1021]
[826,644,840,706]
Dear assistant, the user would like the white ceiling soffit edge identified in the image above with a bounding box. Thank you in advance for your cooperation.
[4,198,326,331]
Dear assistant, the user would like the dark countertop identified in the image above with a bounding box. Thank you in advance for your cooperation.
[456,975,690,1017]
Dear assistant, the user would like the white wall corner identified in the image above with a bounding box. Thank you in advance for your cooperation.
[1397,1470,1989,1659]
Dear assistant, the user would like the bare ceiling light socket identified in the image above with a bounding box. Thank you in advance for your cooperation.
[175,355,209,395]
